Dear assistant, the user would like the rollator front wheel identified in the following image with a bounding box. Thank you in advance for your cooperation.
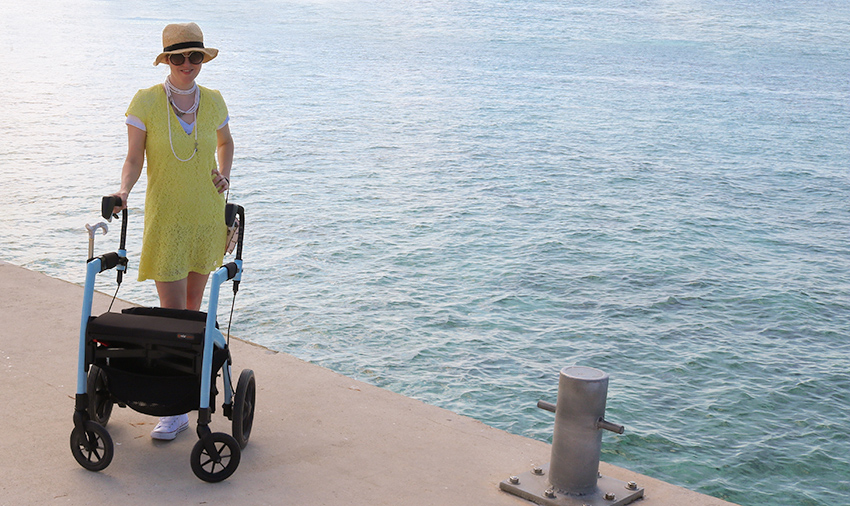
[87,365,114,426]
[191,432,241,482]
[70,420,114,472]
[233,369,256,449]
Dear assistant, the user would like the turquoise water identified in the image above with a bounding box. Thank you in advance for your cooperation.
[2,1,849,504]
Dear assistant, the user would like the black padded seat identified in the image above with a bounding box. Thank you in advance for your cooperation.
[85,308,229,411]
[87,307,210,347]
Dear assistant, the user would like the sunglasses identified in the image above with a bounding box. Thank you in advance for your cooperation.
[168,51,204,66]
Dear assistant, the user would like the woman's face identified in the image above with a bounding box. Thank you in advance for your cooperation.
[167,52,203,86]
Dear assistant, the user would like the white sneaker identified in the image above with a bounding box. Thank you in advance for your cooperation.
[151,414,189,440]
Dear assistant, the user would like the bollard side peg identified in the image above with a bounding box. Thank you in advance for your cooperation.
[501,367,644,506]
[596,418,624,435]
[538,400,625,435]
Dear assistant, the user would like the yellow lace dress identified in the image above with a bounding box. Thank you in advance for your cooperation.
[126,84,229,282]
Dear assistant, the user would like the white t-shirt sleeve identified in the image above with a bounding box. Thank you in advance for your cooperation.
[125,114,146,132]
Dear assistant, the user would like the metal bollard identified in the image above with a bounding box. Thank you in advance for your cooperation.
[500,366,644,506]
[549,366,618,495]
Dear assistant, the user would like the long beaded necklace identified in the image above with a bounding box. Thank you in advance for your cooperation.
[163,76,199,162]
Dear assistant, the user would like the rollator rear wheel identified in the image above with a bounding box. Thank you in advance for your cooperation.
[70,420,114,472]
[87,365,114,426]
[233,369,256,449]
[191,432,241,482]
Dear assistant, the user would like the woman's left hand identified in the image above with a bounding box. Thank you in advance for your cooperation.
[212,169,230,194]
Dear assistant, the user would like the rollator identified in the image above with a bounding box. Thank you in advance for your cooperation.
[70,196,255,482]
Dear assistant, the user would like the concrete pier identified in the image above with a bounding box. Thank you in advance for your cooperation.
[0,261,738,506]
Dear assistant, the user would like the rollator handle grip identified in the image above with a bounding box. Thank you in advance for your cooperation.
[224,262,240,280]
[102,196,123,221]
[225,203,238,227]
[99,252,122,272]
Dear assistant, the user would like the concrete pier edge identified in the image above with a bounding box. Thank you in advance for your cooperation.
[0,261,738,506]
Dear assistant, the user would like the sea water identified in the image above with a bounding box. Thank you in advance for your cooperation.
[1,1,849,504]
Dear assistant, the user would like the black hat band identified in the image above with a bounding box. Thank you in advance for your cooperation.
[164,41,205,52]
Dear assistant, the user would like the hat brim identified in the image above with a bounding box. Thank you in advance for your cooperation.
[154,47,218,66]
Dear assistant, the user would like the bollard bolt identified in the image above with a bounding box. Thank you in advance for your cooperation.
[626,481,638,490]
[509,476,520,485]
[544,488,556,498]
[532,466,545,475]
[604,492,616,501]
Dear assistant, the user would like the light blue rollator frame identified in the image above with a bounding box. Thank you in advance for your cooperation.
[70,197,254,483]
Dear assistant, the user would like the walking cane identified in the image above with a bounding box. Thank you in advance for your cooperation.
[85,222,109,260]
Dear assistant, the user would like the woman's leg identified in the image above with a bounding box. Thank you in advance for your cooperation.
[155,278,188,309]
[150,272,209,440]
[155,272,210,310]
[186,271,210,311]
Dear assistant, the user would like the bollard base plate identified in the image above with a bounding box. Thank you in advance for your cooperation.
[500,463,644,506]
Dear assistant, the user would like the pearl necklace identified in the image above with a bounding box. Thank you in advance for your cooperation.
[163,77,199,162]
[164,76,200,115]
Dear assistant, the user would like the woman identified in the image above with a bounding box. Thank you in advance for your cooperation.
[112,22,234,441]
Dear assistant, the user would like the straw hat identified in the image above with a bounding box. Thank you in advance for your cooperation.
[154,22,219,66]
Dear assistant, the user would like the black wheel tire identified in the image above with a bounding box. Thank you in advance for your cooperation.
[233,369,256,449]
[70,420,114,472]
[191,432,241,482]
[87,365,114,426]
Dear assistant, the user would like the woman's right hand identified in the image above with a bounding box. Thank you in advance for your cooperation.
[110,191,129,214]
